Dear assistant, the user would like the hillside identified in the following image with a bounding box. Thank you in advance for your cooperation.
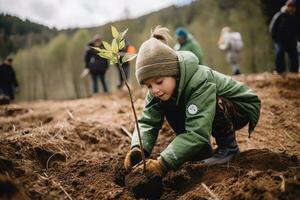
[0,73,299,199]
[0,14,58,60]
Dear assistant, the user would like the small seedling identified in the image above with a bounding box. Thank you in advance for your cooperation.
[94,26,146,171]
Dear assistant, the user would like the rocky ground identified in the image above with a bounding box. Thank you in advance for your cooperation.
[0,73,299,200]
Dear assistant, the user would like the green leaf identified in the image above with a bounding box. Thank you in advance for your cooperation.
[119,28,128,40]
[102,41,111,51]
[110,56,118,65]
[98,53,111,60]
[111,26,119,39]
[119,40,125,50]
[122,53,137,63]
[92,47,102,52]
[98,48,110,54]
[97,49,112,60]
[112,39,119,54]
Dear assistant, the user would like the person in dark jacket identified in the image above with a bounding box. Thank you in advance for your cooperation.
[115,40,129,89]
[0,57,19,103]
[115,40,136,89]
[84,35,109,93]
[269,0,298,73]
[124,26,260,177]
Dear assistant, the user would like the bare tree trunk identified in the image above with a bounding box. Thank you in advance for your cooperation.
[41,71,48,99]
[72,72,80,98]
[250,30,257,73]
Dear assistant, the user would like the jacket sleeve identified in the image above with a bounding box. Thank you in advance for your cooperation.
[160,80,216,169]
[11,68,18,87]
[269,12,282,42]
[191,43,203,65]
[84,46,91,68]
[131,92,164,154]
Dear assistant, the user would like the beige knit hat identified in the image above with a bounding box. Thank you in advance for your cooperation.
[135,26,179,84]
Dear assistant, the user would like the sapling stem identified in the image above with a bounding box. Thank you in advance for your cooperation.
[117,59,146,172]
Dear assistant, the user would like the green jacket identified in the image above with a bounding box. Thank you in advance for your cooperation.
[174,35,203,64]
[131,51,261,170]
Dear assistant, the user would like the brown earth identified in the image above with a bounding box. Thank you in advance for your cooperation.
[0,73,299,200]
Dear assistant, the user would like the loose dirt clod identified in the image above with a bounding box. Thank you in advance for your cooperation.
[0,175,27,200]
[125,170,163,199]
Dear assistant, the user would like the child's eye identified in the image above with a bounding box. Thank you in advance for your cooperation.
[156,80,163,85]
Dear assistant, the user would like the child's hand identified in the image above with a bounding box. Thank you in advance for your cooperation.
[124,147,143,171]
[132,158,167,177]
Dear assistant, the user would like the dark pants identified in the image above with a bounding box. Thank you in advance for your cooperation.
[212,97,249,148]
[162,96,249,161]
[0,85,14,100]
[115,62,129,89]
[192,97,249,160]
[274,41,299,73]
[91,72,108,93]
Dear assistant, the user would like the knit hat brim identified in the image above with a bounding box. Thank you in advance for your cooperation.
[135,26,180,84]
[136,61,179,84]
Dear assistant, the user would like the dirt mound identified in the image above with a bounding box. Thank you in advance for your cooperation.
[125,169,163,199]
[0,73,299,199]
[0,106,29,117]
[159,149,299,200]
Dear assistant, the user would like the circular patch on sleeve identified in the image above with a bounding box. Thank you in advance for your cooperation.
[187,104,198,114]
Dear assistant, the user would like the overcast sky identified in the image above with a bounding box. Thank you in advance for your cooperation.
[0,0,192,29]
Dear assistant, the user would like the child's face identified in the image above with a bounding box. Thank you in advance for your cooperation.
[144,76,176,101]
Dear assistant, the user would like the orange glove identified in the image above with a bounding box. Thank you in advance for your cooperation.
[133,157,168,177]
[124,147,143,171]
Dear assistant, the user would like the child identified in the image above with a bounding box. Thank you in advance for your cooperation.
[124,26,261,176]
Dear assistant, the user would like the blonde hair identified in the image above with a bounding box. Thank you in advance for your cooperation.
[221,26,231,34]
[151,25,173,45]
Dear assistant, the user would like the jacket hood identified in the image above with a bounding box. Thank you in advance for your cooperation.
[176,51,199,103]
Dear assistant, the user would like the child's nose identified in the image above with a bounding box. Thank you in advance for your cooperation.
[152,87,160,94]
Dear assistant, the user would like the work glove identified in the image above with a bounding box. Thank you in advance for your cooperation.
[124,147,143,171]
[133,157,168,177]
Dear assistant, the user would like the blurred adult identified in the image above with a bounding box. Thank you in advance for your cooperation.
[84,35,109,93]
[174,27,203,64]
[115,40,136,89]
[0,56,19,103]
[218,26,244,75]
[269,0,298,73]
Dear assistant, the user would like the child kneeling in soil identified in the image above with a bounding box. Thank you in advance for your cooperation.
[124,26,261,176]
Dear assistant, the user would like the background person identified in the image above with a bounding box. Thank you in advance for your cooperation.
[218,26,244,75]
[0,56,19,103]
[269,0,298,73]
[115,40,136,89]
[84,35,109,93]
[174,27,203,64]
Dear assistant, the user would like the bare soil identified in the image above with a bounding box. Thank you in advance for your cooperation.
[0,73,299,200]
